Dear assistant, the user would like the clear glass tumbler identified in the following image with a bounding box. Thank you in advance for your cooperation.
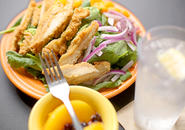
[134,26,185,130]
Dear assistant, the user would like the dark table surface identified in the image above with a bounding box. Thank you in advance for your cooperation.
[0,0,185,130]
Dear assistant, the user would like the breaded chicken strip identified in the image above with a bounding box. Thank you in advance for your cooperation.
[30,0,74,54]
[42,8,90,60]
[45,61,110,84]
[94,61,111,79]
[59,21,99,65]
[39,0,54,22]
[19,31,33,55]
[82,61,112,85]
[31,0,55,44]
[11,0,36,52]
[31,6,41,27]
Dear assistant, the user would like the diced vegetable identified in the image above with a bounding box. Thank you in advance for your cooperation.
[90,71,132,91]
[93,70,126,85]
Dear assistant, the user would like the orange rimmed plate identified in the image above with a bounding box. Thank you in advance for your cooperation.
[0,1,145,99]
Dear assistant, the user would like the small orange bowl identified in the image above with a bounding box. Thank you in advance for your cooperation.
[0,0,145,99]
[28,86,118,130]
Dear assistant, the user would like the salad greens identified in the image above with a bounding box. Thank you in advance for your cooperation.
[6,51,42,71]
[116,46,137,67]
[25,27,37,35]
[6,51,45,82]
[81,0,90,7]
[88,40,135,66]
[84,7,102,22]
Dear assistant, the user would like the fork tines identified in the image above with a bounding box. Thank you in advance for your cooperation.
[39,50,64,84]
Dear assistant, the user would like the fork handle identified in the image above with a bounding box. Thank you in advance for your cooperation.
[63,98,83,130]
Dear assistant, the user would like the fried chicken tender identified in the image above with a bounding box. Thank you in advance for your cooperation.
[19,31,33,55]
[59,21,99,65]
[32,0,55,42]
[31,6,41,27]
[42,8,90,60]
[39,0,54,22]
[45,61,110,84]
[11,0,36,52]
[30,0,74,54]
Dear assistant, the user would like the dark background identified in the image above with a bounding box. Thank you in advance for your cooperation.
[0,0,185,130]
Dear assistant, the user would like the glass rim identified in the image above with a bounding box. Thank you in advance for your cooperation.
[138,25,185,52]
[144,25,185,37]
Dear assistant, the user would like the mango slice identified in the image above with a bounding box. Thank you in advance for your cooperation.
[44,100,95,130]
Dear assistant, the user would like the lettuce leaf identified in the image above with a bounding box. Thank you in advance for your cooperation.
[88,40,128,65]
[90,71,132,91]
[81,0,90,7]
[84,7,102,22]
[116,46,137,67]
[6,51,46,82]
[82,7,107,26]
[25,27,37,35]
[6,51,42,71]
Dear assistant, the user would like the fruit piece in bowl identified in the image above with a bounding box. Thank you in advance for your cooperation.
[45,100,103,130]
[28,86,118,130]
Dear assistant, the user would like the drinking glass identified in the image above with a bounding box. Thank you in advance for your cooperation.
[134,26,185,130]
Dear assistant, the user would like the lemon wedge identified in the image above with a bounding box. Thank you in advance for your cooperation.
[158,48,185,81]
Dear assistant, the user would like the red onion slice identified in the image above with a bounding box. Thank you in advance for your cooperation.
[82,39,121,62]
[111,60,134,82]
[82,36,97,61]
[93,70,126,85]
[98,26,119,32]
[127,42,136,51]
[82,44,107,62]
[102,38,123,45]
[101,27,128,40]
[103,12,122,20]
[130,30,137,45]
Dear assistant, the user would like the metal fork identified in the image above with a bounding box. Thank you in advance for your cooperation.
[39,51,83,130]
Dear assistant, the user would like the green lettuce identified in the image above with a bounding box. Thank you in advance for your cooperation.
[90,71,132,91]
[81,0,90,7]
[84,7,102,22]
[6,51,42,71]
[116,46,137,67]
[6,51,45,82]
[82,7,107,26]
[24,27,37,35]
[88,40,128,65]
